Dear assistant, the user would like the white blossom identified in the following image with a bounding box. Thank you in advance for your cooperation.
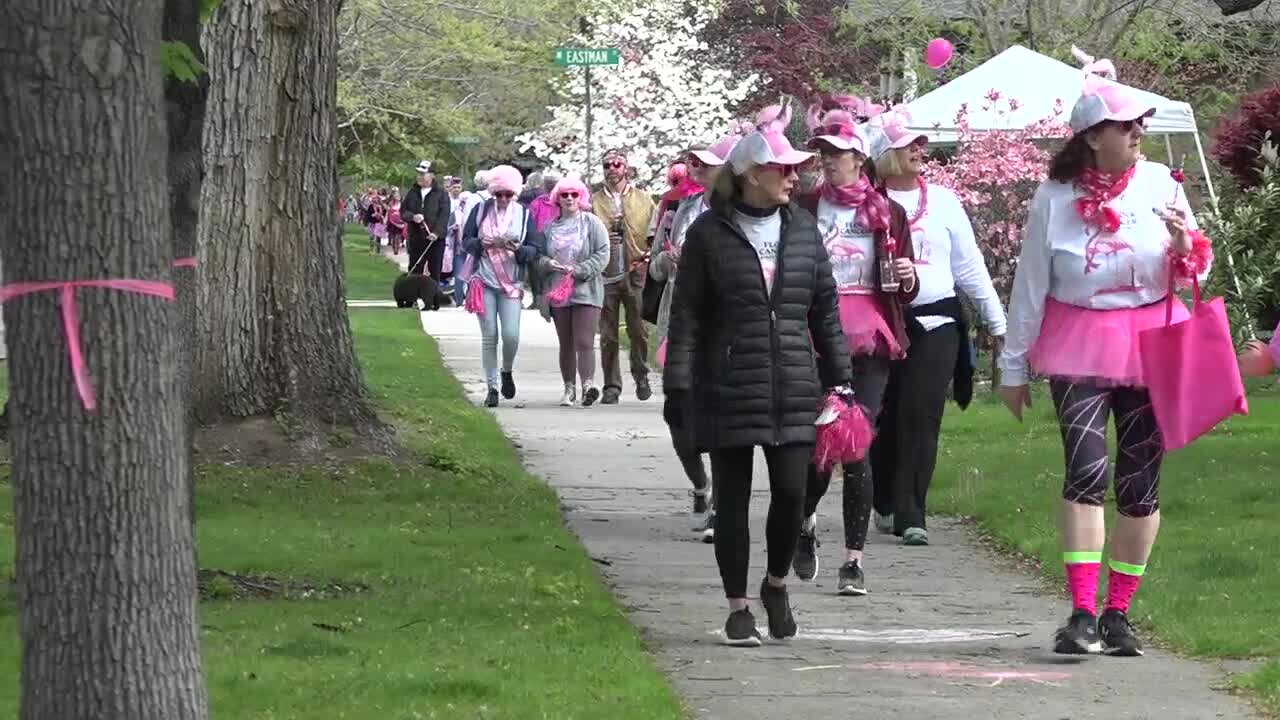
[517,0,757,190]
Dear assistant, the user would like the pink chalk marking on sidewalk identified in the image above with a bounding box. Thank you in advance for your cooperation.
[795,661,1071,687]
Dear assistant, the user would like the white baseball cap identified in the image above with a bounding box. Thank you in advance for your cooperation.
[726,130,815,175]
[1069,76,1156,134]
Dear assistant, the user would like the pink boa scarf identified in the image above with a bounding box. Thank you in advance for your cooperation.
[820,176,892,232]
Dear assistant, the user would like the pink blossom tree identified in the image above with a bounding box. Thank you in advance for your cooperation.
[923,92,1069,384]
[924,91,1071,304]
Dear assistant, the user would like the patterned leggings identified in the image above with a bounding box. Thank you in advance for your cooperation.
[1049,380,1163,518]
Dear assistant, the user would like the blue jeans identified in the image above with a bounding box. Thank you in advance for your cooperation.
[452,251,468,305]
[477,285,523,388]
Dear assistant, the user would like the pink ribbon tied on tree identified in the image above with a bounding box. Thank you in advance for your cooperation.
[0,278,176,412]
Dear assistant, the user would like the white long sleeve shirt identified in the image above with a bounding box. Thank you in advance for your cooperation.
[998,160,1205,386]
[887,183,1007,335]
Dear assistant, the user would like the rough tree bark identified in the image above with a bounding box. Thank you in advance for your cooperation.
[0,1,210,718]
[197,0,383,439]
[165,0,208,525]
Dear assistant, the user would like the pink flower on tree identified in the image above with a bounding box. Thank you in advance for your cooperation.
[925,91,1070,303]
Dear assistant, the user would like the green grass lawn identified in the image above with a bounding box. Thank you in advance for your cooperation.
[0,247,683,718]
[343,223,396,301]
[931,381,1280,712]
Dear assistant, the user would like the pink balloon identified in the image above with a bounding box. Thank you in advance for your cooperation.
[925,38,954,70]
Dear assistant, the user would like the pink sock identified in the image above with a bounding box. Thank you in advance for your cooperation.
[1105,568,1144,613]
[1065,558,1101,614]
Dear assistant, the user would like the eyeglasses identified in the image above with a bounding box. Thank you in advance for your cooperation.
[603,160,626,169]
[560,191,580,199]
[493,191,515,199]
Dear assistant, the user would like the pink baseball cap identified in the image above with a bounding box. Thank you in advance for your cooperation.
[806,110,870,155]
[690,131,744,167]
[727,129,815,174]
[1070,76,1156,133]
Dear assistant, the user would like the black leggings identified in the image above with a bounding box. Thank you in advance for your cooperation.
[804,354,891,550]
[1050,380,1163,518]
[709,443,812,598]
[871,323,960,533]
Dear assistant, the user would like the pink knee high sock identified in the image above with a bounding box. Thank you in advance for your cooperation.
[1105,561,1146,613]
[1064,552,1102,614]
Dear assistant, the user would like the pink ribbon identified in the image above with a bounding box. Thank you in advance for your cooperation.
[172,257,197,267]
[0,279,176,412]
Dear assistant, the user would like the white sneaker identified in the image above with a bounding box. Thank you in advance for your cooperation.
[701,510,716,544]
[559,384,576,407]
[874,511,894,535]
[689,489,712,532]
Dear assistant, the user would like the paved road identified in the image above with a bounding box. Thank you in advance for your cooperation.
[400,250,1255,719]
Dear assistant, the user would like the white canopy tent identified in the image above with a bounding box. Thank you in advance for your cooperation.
[903,45,1217,203]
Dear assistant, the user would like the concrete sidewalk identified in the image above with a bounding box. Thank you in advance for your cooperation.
[402,249,1254,718]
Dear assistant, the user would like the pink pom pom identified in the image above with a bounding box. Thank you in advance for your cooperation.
[812,393,876,473]
[1169,230,1213,280]
[465,275,486,315]
[545,273,575,306]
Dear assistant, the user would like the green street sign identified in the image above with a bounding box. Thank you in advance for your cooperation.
[554,48,620,66]
[447,136,480,145]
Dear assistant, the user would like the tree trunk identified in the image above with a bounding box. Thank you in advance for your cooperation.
[165,0,207,526]
[196,0,382,438]
[0,2,210,718]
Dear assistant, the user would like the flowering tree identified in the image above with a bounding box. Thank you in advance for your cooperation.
[925,91,1070,304]
[517,0,757,189]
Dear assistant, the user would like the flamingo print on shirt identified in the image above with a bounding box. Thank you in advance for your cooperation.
[1084,208,1145,300]
[818,211,877,292]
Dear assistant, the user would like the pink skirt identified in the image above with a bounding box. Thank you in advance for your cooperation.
[1028,298,1190,388]
[838,294,903,360]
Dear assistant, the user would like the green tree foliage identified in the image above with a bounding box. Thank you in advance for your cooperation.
[1205,140,1280,345]
[336,0,577,184]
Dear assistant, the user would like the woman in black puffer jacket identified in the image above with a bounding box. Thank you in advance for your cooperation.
[663,125,851,646]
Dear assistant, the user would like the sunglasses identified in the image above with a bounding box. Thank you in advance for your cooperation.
[559,191,580,200]
[493,191,516,199]
[1106,118,1147,133]
[603,160,626,169]
[687,155,705,169]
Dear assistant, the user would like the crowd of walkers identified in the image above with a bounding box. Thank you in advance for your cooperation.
[361,56,1280,655]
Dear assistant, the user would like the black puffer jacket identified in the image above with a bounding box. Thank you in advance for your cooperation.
[663,197,850,450]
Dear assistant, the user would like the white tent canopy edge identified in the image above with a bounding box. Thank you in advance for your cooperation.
[902,45,1217,204]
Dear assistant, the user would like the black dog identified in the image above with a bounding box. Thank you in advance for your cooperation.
[393,273,449,311]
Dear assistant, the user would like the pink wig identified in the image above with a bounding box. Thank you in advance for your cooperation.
[487,164,524,195]
[550,176,591,211]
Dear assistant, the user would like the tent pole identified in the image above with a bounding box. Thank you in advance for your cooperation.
[1164,135,1175,165]
[1187,117,1218,206]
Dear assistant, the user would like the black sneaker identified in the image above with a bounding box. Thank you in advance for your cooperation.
[635,377,652,401]
[601,387,621,405]
[484,389,500,408]
[793,525,819,581]
[500,371,516,400]
[702,510,715,544]
[1099,609,1144,657]
[837,561,867,596]
[722,609,762,647]
[1053,609,1102,655]
[582,386,600,407]
[759,579,797,640]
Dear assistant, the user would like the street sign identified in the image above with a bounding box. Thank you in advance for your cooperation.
[554,48,620,66]
[447,136,480,145]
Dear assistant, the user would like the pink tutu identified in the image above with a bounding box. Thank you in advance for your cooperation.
[838,294,903,359]
[1028,298,1190,387]
[657,339,668,368]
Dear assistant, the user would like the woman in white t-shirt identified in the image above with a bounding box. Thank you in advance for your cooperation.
[997,73,1209,658]
[865,112,1008,547]
[792,109,918,595]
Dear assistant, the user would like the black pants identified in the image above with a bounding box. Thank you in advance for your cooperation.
[709,443,812,598]
[804,354,891,550]
[671,423,711,497]
[408,235,445,280]
[871,323,960,533]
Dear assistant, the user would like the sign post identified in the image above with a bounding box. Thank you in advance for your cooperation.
[554,47,620,184]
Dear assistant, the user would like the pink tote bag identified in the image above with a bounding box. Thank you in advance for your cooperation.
[1137,275,1248,451]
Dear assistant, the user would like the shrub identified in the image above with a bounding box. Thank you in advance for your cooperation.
[1212,85,1280,189]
